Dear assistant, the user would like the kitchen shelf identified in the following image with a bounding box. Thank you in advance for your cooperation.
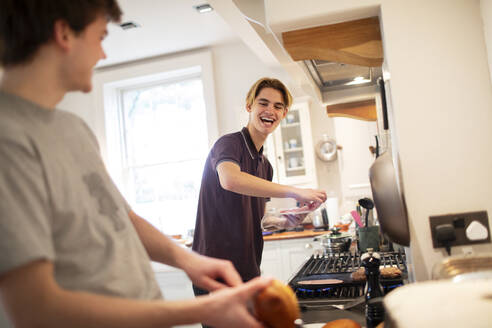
[284,147,303,153]
[282,122,301,128]
[286,166,305,172]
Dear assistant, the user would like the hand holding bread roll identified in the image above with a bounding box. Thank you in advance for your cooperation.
[254,279,300,328]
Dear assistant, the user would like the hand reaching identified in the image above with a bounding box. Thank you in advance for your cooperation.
[293,188,327,208]
[181,252,242,291]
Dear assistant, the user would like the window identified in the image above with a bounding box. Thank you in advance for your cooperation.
[98,51,218,236]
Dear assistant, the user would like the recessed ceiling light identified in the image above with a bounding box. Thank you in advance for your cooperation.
[194,4,213,13]
[119,21,141,30]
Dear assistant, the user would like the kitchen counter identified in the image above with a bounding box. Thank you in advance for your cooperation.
[263,228,328,241]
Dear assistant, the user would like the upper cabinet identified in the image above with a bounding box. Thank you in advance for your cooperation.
[264,101,317,187]
[282,17,383,67]
[326,99,377,121]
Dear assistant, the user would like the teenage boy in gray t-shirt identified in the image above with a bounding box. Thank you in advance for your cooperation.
[0,1,271,327]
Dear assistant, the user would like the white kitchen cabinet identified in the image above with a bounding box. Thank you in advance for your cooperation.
[261,237,320,282]
[264,100,318,187]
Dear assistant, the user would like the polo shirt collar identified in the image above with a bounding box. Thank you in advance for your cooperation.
[240,127,264,160]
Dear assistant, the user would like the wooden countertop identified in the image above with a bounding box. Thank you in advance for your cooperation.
[263,229,328,241]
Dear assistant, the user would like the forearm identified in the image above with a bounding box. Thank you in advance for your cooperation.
[224,170,296,198]
[128,210,192,269]
[31,287,211,328]
[1,261,214,328]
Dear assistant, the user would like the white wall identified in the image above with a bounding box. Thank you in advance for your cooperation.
[208,41,291,135]
[266,0,492,280]
[309,99,342,199]
[481,0,492,83]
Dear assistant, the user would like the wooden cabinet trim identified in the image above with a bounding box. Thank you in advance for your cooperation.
[282,17,383,67]
[326,99,377,121]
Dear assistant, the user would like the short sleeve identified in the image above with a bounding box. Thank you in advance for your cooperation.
[209,135,242,171]
[0,136,55,276]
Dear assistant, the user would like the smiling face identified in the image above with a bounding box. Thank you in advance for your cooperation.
[246,87,287,137]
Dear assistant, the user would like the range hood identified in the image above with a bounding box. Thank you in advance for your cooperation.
[208,1,384,102]
[304,60,383,92]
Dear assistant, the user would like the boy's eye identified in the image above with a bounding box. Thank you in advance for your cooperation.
[259,102,268,106]
[274,104,285,110]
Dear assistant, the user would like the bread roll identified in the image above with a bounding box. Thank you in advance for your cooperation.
[351,266,402,281]
[351,267,366,281]
[322,318,362,328]
[379,267,402,279]
[254,279,300,328]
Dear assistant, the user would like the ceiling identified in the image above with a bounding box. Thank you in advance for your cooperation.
[97,0,378,93]
[97,0,238,68]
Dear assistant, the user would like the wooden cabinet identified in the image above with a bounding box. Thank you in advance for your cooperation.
[264,100,318,187]
[261,237,321,282]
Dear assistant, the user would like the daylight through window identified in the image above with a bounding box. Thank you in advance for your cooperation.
[118,75,209,235]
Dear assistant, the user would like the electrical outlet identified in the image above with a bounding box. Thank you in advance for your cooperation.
[429,211,490,249]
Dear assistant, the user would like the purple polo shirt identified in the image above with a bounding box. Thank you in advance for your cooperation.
[192,127,273,281]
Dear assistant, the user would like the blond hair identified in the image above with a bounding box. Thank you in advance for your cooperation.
[245,77,292,110]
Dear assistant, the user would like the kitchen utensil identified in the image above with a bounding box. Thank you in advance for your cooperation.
[314,230,352,254]
[300,296,365,312]
[369,151,410,246]
[358,198,374,227]
[351,210,364,227]
[368,78,410,246]
[374,135,380,158]
[358,226,380,252]
[315,135,338,162]
[312,210,326,229]
[289,157,299,168]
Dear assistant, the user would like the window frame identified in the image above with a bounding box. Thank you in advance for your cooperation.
[93,50,218,200]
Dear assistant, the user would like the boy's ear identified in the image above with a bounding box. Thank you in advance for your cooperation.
[53,19,74,52]
[246,104,252,113]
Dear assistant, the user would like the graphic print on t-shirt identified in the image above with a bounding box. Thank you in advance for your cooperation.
[83,172,125,231]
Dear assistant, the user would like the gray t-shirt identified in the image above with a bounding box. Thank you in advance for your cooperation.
[0,91,162,302]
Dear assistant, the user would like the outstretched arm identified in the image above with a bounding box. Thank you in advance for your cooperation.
[0,260,271,328]
[128,210,242,291]
[217,161,327,205]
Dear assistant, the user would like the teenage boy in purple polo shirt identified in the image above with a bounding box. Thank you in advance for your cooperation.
[0,1,272,327]
[193,78,327,296]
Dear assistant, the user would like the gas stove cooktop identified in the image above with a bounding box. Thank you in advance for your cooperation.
[289,250,408,304]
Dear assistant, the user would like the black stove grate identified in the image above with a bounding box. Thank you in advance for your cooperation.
[289,251,408,301]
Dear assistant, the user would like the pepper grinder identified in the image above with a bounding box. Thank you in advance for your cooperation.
[361,249,385,328]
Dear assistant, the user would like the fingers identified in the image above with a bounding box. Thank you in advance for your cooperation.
[218,260,243,287]
[199,277,228,291]
[238,276,273,300]
[296,189,327,205]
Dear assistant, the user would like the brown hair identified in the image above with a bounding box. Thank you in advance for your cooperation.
[246,77,293,110]
[0,0,122,67]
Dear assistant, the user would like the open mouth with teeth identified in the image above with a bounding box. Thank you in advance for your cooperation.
[260,116,276,127]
